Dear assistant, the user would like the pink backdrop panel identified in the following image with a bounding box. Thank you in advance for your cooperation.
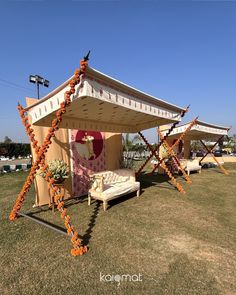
[70,130,105,197]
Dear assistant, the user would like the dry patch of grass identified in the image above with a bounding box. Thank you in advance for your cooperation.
[166,233,236,294]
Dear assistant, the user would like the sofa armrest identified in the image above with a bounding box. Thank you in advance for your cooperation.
[89,174,104,192]
[179,159,187,169]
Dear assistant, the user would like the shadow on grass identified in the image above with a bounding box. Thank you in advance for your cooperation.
[138,171,177,191]
[82,201,101,246]
[24,195,89,217]
[18,195,102,247]
[14,169,189,247]
[210,169,228,175]
[107,191,139,209]
[19,202,100,246]
[201,164,229,175]
[18,212,68,235]
[64,195,88,208]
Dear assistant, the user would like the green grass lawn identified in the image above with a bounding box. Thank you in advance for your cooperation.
[1,164,236,295]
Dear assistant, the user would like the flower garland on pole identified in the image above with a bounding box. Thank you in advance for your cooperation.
[9,58,89,256]
[150,117,199,176]
[138,131,185,193]
[157,130,192,184]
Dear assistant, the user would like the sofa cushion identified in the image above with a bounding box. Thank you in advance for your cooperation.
[89,181,140,201]
[186,159,201,169]
[186,165,201,171]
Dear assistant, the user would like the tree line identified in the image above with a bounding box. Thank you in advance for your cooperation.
[0,137,31,158]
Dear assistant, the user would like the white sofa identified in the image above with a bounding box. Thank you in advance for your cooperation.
[180,159,202,176]
[88,169,140,211]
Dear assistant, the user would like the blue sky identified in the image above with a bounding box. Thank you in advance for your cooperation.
[0,0,235,143]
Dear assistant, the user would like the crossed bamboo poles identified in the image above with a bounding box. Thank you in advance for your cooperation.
[151,118,198,175]
[157,129,192,183]
[199,137,229,175]
[136,110,198,193]
[9,57,89,256]
[138,131,186,193]
[136,105,190,177]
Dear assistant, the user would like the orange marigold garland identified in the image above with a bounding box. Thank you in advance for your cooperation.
[48,182,87,256]
[9,58,89,256]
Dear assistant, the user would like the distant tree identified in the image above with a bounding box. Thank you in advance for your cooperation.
[219,137,224,150]
[151,143,158,150]
[121,133,140,169]
[4,136,12,144]
[226,134,236,152]
[0,146,8,156]
[133,143,146,158]
[122,133,140,152]
[190,140,202,152]
[230,134,236,143]
[0,142,31,158]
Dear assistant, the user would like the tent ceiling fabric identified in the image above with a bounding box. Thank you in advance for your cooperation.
[161,120,229,141]
[26,67,185,133]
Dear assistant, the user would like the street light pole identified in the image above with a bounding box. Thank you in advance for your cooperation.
[29,75,49,99]
[37,81,40,99]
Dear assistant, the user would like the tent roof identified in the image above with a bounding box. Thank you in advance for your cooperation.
[161,120,230,141]
[26,67,185,133]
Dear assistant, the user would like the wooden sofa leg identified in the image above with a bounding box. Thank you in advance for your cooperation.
[136,189,140,197]
[88,193,91,206]
[103,201,108,211]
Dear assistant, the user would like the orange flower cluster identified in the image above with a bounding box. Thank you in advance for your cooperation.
[157,130,192,184]
[9,105,42,220]
[10,58,89,256]
[49,183,88,256]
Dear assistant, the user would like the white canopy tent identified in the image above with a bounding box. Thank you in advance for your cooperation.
[26,67,185,133]
[10,58,189,257]
[161,120,230,175]
[161,120,229,141]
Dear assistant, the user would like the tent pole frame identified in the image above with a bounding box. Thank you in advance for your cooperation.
[157,128,192,184]
[135,105,190,177]
[9,57,89,257]
[199,138,229,175]
[151,117,198,176]
[138,131,185,193]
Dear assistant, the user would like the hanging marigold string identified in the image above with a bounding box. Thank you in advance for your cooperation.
[136,105,190,177]
[150,117,198,175]
[48,182,88,256]
[138,131,185,193]
[157,129,192,184]
[9,58,88,256]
